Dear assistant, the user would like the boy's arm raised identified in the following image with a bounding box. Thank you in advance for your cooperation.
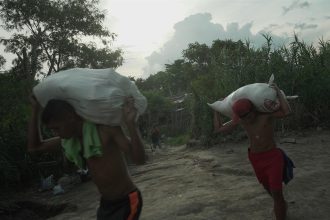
[270,83,292,118]
[108,97,146,165]
[27,96,61,153]
[213,111,239,133]
[123,97,146,165]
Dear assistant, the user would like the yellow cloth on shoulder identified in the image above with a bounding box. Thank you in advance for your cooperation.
[61,121,103,168]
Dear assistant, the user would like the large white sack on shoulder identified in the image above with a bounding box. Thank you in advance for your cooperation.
[207,83,281,118]
[33,68,147,126]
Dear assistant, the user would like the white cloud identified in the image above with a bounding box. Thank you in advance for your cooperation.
[282,0,310,15]
[294,23,318,30]
[143,13,288,77]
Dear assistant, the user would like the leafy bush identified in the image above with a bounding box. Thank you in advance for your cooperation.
[0,72,34,187]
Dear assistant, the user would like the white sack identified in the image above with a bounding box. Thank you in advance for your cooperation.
[208,83,282,119]
[207,74,301,119]
[33,68,147,126]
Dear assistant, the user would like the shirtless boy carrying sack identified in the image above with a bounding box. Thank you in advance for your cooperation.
[28,96,146,220]
[213,83,294,220]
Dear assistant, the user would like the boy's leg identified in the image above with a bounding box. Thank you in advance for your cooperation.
[151,142,155,152]
[262,184,272,197]
[271,190,287,220]
[250,148,287,219]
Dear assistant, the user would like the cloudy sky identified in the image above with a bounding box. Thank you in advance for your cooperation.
[101,0,330,78]
[1,0,330,78]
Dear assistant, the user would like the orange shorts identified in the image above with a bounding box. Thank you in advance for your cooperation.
[97,189,143,220]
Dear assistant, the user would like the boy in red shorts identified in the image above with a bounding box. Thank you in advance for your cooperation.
[213,83,294,220]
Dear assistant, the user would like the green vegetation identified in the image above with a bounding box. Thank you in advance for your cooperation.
[0,73,33,186]
[138,36,330,145]
[164,134,190,146]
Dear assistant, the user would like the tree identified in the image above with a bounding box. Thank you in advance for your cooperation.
[0,0,123,79]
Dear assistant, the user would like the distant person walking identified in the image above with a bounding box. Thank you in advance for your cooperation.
[150,125,161,152]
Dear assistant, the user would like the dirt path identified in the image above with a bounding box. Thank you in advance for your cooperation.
[134,130,330,220]
[18,130,330,219]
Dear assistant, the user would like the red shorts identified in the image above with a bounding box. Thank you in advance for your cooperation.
[248,148,284,191]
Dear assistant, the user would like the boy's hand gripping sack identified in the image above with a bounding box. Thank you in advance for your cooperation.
[33,68,147,126]
[208,74,298,119]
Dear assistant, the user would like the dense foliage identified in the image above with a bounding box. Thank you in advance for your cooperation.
[138,36,330,143]
[0,72,34,186]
